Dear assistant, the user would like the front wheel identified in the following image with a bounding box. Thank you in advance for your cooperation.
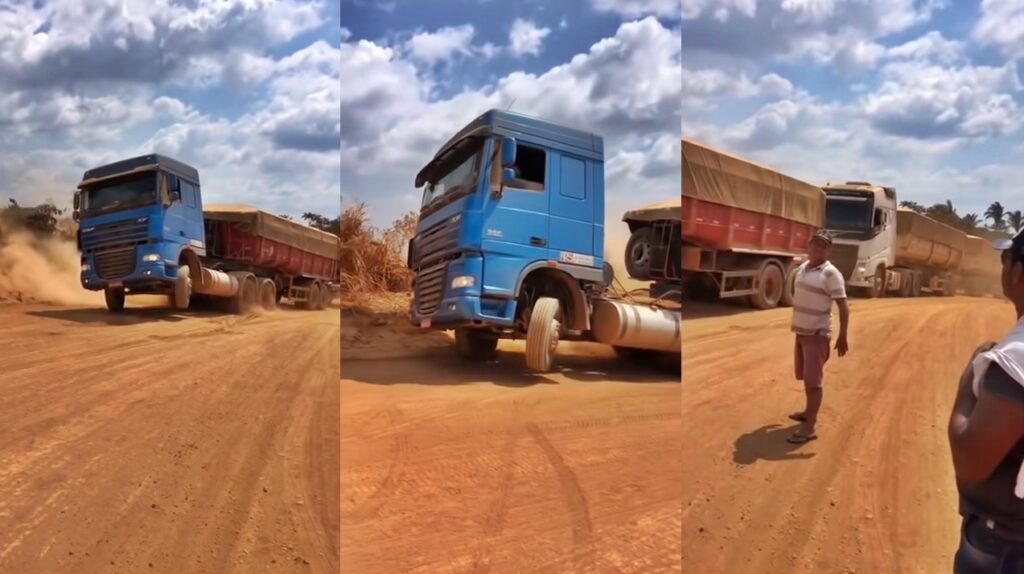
[525,297,561,373]
[867,266,887,298]
[104,287,126,312]
[173,265,192,310]
[454,328,499,361]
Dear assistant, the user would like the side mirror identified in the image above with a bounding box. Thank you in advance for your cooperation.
[72,211,79,222]
[500,136,517,167]
[170,189,182,203]
[406,237,415,270]
[73,192,80,210]
[494,168,516,199]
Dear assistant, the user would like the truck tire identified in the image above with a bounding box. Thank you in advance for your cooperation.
[625,227,654,281]
[105,287,126,312]
[749,263,783,310]
[173,265,192,310]
[306,282,321,310]
[944,276,957,297]
[898,274,913,297]
[454,328,499,361]
[525,296,561,373]
[258,278,277,311]
[866,266,886,298]
[228,273,258,314]
[779,264,798,308]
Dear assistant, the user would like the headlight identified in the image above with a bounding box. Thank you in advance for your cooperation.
[856,265,866,276]
[451,275,475,289]
[81,263,91,272]
[142,253,161,263]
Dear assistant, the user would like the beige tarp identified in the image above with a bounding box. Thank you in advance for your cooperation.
[203,204,341,261]
[962,234,1001,277]
[894,209,965,270]
[682,138,824,227]
[622,197,680,223]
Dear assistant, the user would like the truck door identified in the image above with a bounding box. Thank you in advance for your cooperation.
[547,151,596,265]
[163,175,206,257]
[480,139,550,297]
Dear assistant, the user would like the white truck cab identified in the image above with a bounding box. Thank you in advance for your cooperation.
[821,181,898,297]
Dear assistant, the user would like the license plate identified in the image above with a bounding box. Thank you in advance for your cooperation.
[109,280,123,288]
[420,319,431,329]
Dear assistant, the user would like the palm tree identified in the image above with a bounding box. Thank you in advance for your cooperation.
[899,200,925,213]
[961,213,980,229]
[1008,210,1024,233]
[987,201,1007,231]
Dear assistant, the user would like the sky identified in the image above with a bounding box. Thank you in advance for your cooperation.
[340,0,682,231]
[0,0,341,219]
[682,0,1024,222]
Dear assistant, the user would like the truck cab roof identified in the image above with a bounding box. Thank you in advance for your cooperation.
[823,181,896,203]
[80,154,199,187]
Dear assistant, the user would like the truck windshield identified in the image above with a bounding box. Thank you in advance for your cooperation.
[825,196,874,230]
[81,172,158,216]
[419,138,483,214]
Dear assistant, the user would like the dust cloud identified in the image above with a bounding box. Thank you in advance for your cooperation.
[0,228,101,306]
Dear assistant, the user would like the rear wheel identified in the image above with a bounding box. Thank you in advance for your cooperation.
[258,278,277,311]
[779,263,798,308]
[625,227,655,281]
[454,328,499,361]
[104,287,125,312]
[305,282,321,311]
[749,263,784,310]
[525,297,561,373]
[228,273,258,314]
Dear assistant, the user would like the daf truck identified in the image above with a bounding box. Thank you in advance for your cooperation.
[73,154,340,313]
[406,110,680,373]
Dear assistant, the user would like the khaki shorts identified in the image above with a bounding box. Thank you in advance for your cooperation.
[794,334,830,389]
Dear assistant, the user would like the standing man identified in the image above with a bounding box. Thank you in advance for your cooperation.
[787,230,850,444]
[950,229,1024,572]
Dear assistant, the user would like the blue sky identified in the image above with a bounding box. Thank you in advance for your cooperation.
[682,0,1024,222]
[0,0,342,220]
[340,0,682,247]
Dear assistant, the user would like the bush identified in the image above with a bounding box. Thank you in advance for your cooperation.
[340,203,416,293]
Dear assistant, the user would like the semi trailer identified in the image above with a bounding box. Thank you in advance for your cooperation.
[622,197,682,299]
[406,109,680,373]
[73,154,340,313]
[822,182,967,297]
[680,138,826,309]
[961,234,1002,297]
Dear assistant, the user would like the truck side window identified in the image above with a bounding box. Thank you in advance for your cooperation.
[184,181,197,208]
[510,145,546,192]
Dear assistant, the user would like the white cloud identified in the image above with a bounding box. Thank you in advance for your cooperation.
[974,0,1024,60]
[508,19,551,57]
[594,0,684,18]
[560,18,568,29]
[405,25,476,63]
[888,31,964,65]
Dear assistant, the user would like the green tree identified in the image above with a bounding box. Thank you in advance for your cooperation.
[986,201,1007,231]
[1008,210,1024,233]
[899,200,926,213]
[301,212,342,238]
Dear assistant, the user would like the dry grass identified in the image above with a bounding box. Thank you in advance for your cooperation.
[340,203,416,294]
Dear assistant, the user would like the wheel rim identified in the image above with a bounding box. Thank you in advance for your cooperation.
[630,242,650,267]
[549,319,560,355]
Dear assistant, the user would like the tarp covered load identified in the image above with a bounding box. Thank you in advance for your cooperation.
[962,234,1001,277]
[682,138,824,227]
[203,204,341,261]
[622,197,680,223]
[894,208,966,270]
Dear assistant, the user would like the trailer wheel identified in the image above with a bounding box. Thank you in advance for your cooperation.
[173,265,192,310]
[454,328,499,361]
[229,274,258,314]
[258,278,277,311]
[779,264,798,308]
[944,275,958,297]
[104,287,126,312]
[911,273,922,297]
[306,282,321,310]
[525,297,561,373]
[625,227,654,281]
[749,263,784,310]
[898,273,913,297]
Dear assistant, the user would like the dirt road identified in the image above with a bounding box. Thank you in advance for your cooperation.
[0,301,339,573]
[681,296,1014,573]
[341,341,681,573]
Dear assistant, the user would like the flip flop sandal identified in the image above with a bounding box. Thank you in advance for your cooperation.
[788,412,807,422]
[787,433,818,444]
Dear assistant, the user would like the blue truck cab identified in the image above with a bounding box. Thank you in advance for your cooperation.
[74,154,205,311]
[408,110,614,361]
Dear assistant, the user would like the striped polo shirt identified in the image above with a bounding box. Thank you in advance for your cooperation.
[791,260,847,338]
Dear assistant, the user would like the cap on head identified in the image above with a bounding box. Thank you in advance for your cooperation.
[994,227,1024,262]
[811,229,834,247]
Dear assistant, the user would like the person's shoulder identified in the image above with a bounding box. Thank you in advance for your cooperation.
[823,262,844,279]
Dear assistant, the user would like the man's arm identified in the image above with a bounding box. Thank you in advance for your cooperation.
[949,362,1024,485]
[835,298,849,356]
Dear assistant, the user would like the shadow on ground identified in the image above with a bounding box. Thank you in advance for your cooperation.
[733,423,817,465]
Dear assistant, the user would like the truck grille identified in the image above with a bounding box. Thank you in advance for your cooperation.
[413,215,460,268]
[415,262,447,315]
[80,218,149,251]
[830,244,859,279]
[95,246,137,280]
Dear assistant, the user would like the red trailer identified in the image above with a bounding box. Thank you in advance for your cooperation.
[200,204,340,310]
[681,138,825,309]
